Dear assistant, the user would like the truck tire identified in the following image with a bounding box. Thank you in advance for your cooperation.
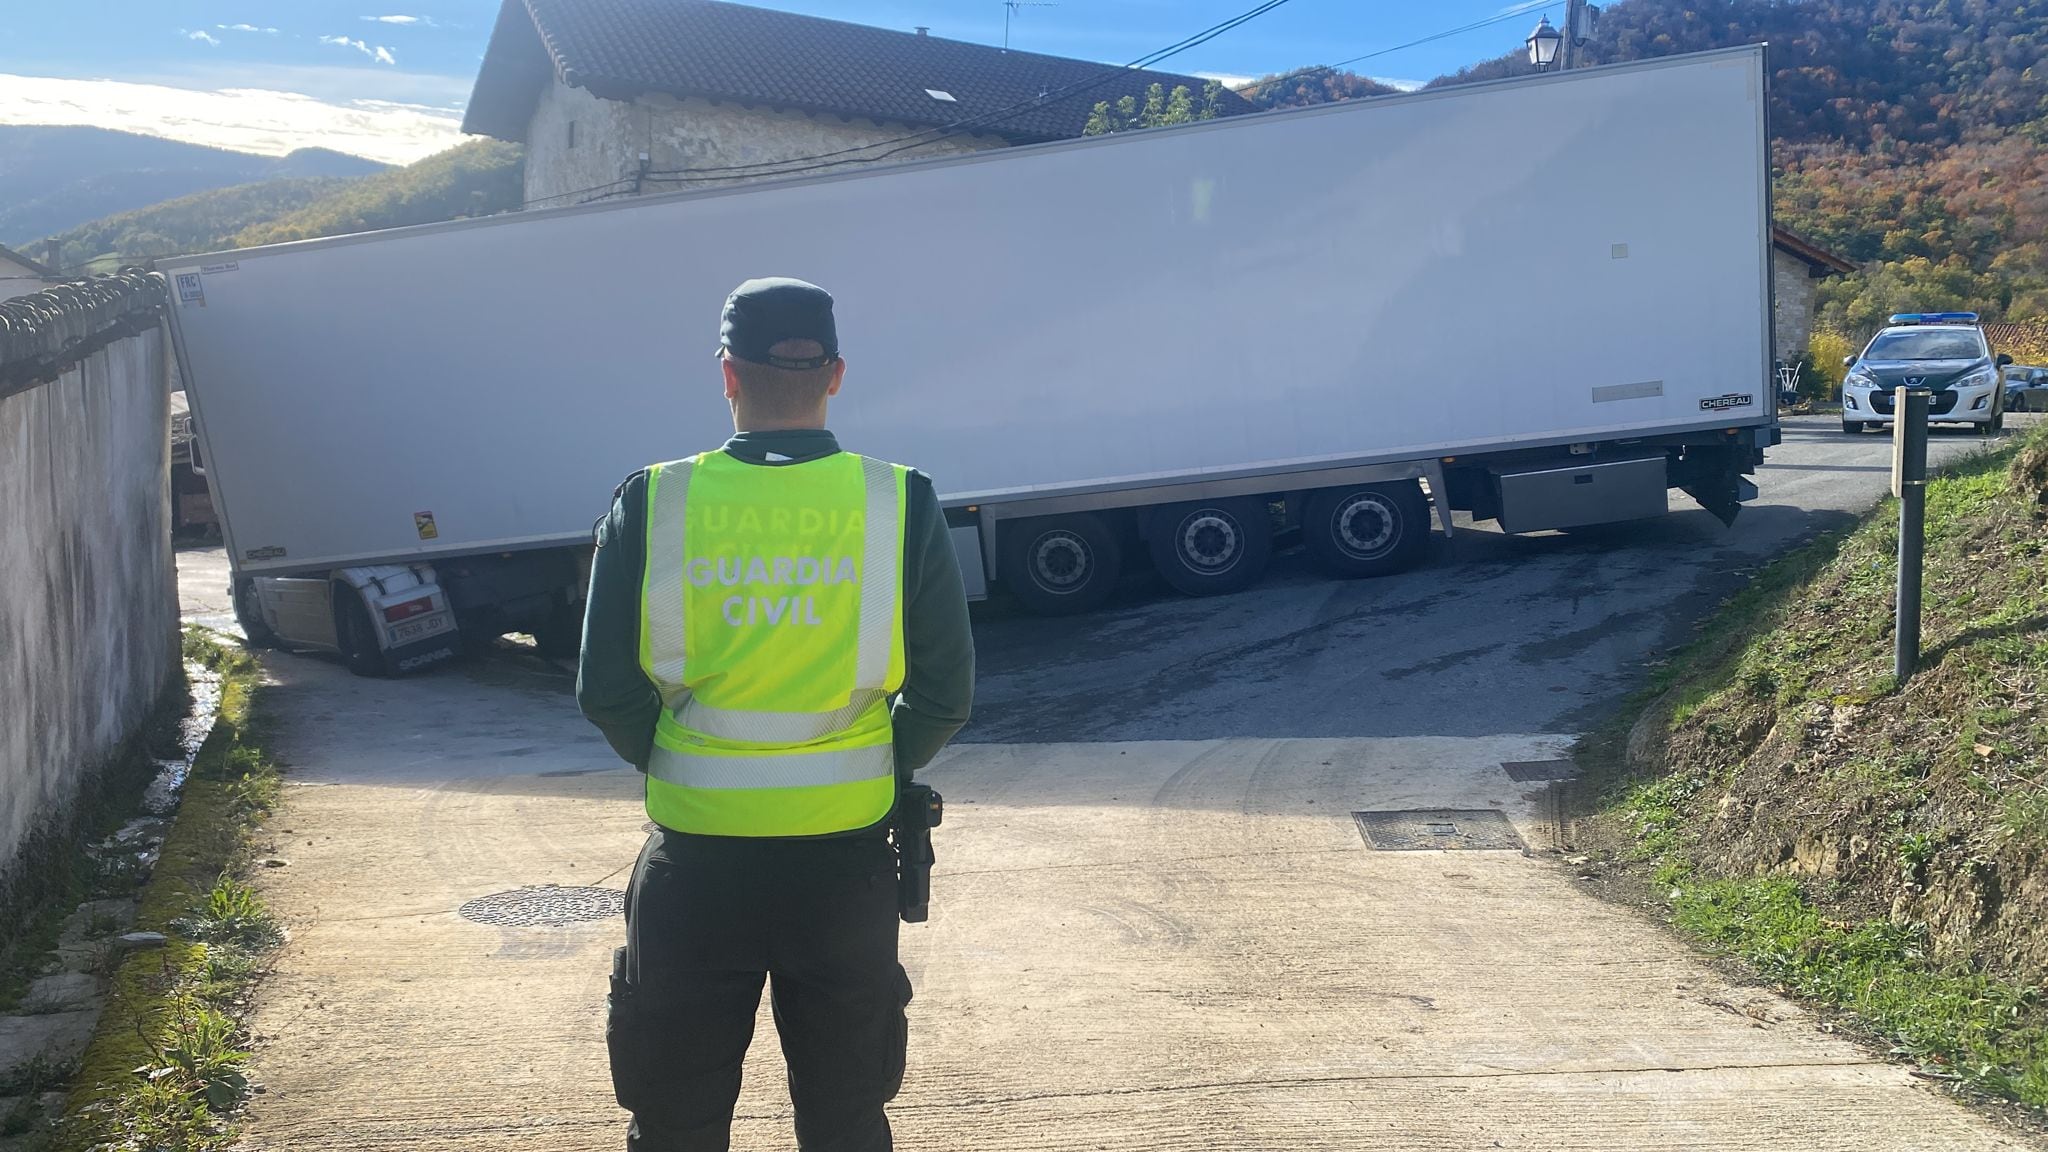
[1303,481,1429,579]
[1144,497,1272,597]
[334,584,391,678]
[233,580,279,649]
[999,513,1122,616]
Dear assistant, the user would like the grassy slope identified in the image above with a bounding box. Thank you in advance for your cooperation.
[1578,427,2048,1108]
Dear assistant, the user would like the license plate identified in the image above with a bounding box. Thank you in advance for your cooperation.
[388,612,452,646]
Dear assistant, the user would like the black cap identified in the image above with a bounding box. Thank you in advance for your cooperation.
[718,277,839,370]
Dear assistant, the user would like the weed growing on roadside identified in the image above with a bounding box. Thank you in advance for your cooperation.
[1895,831,1938,884]
[172,876,281,950]
[1999,786,2048,842]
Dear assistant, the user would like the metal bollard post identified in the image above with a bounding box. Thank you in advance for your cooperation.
[1893,386,1930,683]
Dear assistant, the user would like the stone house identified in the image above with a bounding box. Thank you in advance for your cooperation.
[462,0,1252,209]
[1770,226,1855,364]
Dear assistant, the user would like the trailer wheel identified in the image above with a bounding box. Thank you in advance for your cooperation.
[1303,481,1429,579]
[1000,514,1122,616]
[233,580,280,649]
[1145,497,1272,597]
[334,584,391,678]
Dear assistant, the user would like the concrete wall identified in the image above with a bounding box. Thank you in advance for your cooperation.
[522,78,1005,207]
[0,324,178,905]
[1773,248,1820,362]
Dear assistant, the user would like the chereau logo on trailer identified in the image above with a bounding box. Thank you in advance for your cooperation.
[1700,393,1755,412]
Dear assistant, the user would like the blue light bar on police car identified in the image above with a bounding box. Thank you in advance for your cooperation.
[1887,312,1980,325]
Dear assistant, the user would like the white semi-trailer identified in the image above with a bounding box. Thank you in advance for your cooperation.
[169,47,1777,674]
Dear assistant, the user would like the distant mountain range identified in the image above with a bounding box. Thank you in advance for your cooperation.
[0,126,389,248]
[42,139,524,273]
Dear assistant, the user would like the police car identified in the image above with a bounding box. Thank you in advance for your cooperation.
[1841,312,2012,435]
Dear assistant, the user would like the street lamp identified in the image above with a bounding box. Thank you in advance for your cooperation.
[1526,15,1563,71]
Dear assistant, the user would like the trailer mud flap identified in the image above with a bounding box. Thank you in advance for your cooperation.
[1681,473,1756,527]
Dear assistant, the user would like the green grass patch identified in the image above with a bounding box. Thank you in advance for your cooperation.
[1673,877,2048,1104]
[53,629,282,1152]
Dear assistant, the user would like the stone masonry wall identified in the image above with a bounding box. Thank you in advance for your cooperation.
[522,78,1006,208]
[1773,248,1819,364]
[0,323,178,911]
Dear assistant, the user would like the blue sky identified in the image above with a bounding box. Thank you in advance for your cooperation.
[0,0,1560,162]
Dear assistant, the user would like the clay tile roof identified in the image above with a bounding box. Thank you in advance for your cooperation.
[1,272,166,401]
[462,0,1253,144]
[1771,226,1856,275]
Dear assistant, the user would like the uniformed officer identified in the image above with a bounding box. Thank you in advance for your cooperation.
[577,277,975,1151]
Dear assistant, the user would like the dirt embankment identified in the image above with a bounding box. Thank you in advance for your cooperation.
[1578,430,2048,1107]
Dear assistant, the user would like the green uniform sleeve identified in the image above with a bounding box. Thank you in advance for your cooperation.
[893,471,975,774]
[577,471,662,770]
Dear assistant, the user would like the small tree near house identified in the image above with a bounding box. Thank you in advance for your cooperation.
[1084,81,1229,135]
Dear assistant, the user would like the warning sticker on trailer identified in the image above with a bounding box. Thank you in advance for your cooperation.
[174,272,204,308]
[1699,393,1755,411]
[414,511,439,540]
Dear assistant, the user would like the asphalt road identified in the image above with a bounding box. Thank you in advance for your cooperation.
[965,414,2015,744]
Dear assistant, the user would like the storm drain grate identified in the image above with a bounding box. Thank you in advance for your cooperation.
[1501,759,1579,783]
[458,885,624,928]
[1352,809,1527,852]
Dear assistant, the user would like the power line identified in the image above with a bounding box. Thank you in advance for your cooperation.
[522,176,638,209]
[1238,0,1562,100]
[637,0,1300,184]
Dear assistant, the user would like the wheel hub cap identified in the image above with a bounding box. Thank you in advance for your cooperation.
[1338,498,1395,555]
[1180,514,1239,571]
[1032,532,1089,589]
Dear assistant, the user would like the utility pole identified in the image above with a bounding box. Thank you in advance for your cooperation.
[1560,0,1598,70]
[1893,386,1931,682]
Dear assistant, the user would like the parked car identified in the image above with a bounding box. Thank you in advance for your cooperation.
[2004,365,2048,412]
[1841,312,2011,435]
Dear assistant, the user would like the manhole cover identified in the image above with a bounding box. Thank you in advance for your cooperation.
[1353,809,1526,851]
[458,885,624,927]
[1502,759,1579,783]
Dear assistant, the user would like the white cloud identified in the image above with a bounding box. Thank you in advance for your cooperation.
[184,30,222,46]
[320,35,398,65]
[1372,77,1427,92]
[1195,72,1256,88]
[364,14,432,25]
[0,73,465,164]
[216,23,280,34]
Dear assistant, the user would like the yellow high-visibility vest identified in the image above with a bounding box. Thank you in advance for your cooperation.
[638,449,907,836]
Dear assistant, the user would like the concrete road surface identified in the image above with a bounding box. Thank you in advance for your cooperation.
[171,416,2031,1150]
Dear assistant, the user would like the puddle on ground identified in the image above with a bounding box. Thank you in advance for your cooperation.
[141,663,224,817]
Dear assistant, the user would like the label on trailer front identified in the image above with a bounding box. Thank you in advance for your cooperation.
[1699,393,1755,411]
[174,272,204,308]
[414,511,439,540]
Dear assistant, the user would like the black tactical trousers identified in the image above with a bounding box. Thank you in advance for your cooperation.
[609,829,910,1152]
